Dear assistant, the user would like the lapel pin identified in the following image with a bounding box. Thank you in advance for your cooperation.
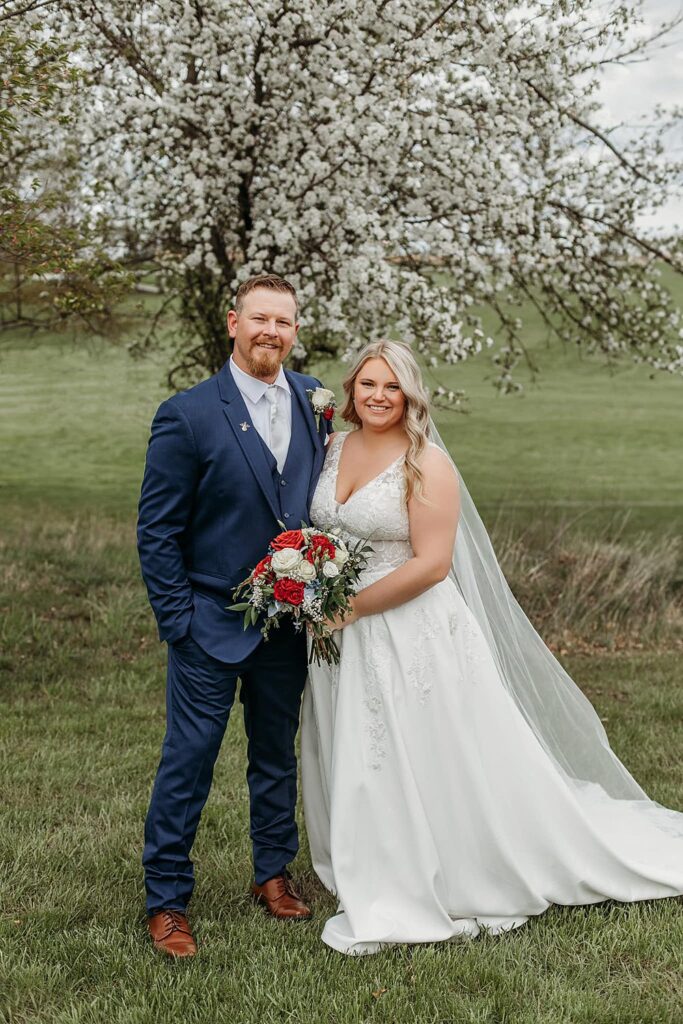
[240,422,250,432]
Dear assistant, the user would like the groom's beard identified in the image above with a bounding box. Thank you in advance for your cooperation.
[247,342,283,378]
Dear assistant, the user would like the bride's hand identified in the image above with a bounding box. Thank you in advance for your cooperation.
[324,601,359,632]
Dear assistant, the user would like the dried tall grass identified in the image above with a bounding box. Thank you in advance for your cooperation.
[491,513,682,650]
[3,508,681,652]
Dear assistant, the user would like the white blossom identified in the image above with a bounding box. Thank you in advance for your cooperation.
[34,0,683,392]
[301,595,324,621]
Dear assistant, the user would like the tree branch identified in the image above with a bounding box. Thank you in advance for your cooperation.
[548,200,680,270]
[0,0,59,22]
[522,77,655,184]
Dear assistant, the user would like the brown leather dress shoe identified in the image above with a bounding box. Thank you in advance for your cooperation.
[148,909,197,957]
[252,874,312,920]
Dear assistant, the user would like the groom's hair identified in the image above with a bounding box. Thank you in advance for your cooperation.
[234,274,299,317]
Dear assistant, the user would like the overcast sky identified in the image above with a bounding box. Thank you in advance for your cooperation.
[596,0,683,231]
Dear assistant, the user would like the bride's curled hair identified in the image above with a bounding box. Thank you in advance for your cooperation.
[340,340,431,503]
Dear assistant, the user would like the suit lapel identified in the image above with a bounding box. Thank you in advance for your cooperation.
[286,372,326,484]
[217,363,282,523]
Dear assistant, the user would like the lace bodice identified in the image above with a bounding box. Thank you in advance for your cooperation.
[310,431,413,587]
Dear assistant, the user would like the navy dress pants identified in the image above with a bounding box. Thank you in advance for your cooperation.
[142,623,308,913]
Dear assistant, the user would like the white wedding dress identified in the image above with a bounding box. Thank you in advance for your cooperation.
[301,431,683,955]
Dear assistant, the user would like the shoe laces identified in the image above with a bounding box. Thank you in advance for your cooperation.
[268,874,301,902]
[158,910,191,938]
[282,875,302,900]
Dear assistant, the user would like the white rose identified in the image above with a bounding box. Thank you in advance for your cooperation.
[332,546,349,568]
[322,560,340,578]
[271,547,304,577]
[311,387,335,411]
[296,559,317,582]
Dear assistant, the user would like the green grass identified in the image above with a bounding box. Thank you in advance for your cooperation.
[0,339,168,516]
[1,295,682,1022]
[1,512,682,1024]
[1,306,681,535]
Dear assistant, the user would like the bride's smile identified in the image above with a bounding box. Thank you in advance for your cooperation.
[353,357,406,432]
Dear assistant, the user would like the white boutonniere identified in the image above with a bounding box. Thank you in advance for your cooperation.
[306,386,336,426]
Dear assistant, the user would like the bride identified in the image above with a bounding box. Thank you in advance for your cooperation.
[300,339,683,956]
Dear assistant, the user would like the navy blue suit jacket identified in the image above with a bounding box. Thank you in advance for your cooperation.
[137,361,331,662]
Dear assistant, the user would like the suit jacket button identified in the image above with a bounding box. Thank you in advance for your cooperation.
[280,479,287,486]
[283,512,290,519]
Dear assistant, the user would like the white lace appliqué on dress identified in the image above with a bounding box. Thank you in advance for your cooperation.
[350,617,392,771]
[309,433,413,770]
[407,606,440,705]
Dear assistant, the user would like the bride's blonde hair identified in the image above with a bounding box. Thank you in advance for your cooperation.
[340,340,431,503]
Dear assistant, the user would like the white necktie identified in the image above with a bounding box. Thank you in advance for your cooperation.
[264,385,288,474]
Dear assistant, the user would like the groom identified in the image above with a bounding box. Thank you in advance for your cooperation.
[137,274,332,956]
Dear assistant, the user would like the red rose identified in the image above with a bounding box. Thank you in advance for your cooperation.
[252,555,272,579]
[323,407,334,421]
[271,530,305,551]
[273,579,305,606]
[309,534,336,560]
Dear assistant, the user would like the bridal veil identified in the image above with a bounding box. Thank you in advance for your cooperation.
[429,418,683,831]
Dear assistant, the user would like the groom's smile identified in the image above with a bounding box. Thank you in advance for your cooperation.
[227,285,299,383]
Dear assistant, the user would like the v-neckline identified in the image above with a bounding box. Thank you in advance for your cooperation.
[333,432,406,507]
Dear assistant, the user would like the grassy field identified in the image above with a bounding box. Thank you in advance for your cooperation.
[1,513,682,1024]
[1,298,682,1022]
[1,284,682,534]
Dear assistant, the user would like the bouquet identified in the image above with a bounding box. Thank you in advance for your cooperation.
[229,525,372,665]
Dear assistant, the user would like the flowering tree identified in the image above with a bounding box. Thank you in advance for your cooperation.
[39,0,683,389]
[0,1,130,336]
